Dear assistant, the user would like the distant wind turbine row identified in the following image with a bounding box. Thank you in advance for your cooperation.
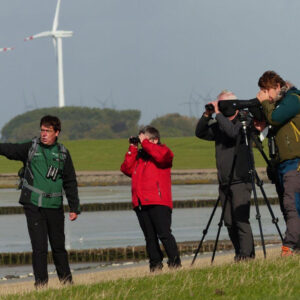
[1,0,72,108]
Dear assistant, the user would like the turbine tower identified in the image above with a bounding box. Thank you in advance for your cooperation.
[25,0,72,107]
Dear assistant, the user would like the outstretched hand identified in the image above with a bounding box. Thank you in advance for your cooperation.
[69,212,78,221]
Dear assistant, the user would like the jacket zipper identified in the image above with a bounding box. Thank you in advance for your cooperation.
[157,182,161,198]
[134,160,139,174]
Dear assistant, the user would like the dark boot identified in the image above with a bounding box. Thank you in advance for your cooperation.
[60,274,73,285]
[150,262,163,272]
[167,256,182,269]
[34,280,48,289]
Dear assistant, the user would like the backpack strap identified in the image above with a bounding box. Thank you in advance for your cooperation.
[57,143,67,163]
[18,137,40,189]
[26,137,39,179]
[290,121,300,142]
[28,137,39,163]
[22,178,63,207]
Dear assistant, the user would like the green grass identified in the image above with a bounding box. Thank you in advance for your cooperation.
[0,137,268,173]
[3,256,300,300]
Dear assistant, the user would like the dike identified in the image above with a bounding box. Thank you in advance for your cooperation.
[0,239,281,266]
[0,168,269,188]
[0,197,279,215]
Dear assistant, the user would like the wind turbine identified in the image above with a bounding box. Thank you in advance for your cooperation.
[24,0,73,107]
[0,47,14,52]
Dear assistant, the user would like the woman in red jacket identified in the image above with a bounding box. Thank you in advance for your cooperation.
[121,126,181,272]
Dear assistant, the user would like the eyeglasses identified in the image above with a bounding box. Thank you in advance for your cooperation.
[40,129,55,133]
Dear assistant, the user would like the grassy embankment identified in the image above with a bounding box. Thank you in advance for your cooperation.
[0,137,267,173]
[2,256,300,300]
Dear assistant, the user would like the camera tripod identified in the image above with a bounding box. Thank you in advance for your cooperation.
[191,120,283,265]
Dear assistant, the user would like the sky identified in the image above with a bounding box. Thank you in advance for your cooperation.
[0,0,300,131]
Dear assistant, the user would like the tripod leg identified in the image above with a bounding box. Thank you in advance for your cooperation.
[191,197,220,266]
[251,131,284,242]
[211,134,242,264]
[242,123,267,258]
[254,171,284,242]
[250,171,267,258]
[211,195,229,264]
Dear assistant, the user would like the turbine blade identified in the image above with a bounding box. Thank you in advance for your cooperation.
[24,31,52,41]
[0,47,14,52]
[53,30,73,38]
[52,0,61,32]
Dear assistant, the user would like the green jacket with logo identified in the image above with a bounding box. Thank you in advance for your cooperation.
[261,87,300,162]
[0,138,80,212]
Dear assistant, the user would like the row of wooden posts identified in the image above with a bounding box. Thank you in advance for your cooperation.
[0,239,281,265]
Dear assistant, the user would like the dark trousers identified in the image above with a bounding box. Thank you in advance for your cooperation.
[24,204,72,285]
[219,183,255,258]
[135,205,181,270]
[279,169,300,249]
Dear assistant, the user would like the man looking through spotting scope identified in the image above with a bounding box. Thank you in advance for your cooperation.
[257,71,300,256]
[195,90,255,261]
[0,115,80,287]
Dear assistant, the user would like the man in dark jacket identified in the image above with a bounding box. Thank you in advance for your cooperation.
[195,90,255,261]
[0,115,80,287]
[121,126,181,271]
[257,71,300,256]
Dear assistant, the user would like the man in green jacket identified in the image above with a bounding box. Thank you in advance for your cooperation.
[0,115,80,287]
[257,71,300,256]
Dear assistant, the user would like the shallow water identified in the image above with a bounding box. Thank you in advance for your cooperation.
[0,184,282,253]
[0,204,284,253]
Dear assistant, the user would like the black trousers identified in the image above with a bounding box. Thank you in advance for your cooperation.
[219,183,255,258]
[135,205,181,269]
[24,204,72,285]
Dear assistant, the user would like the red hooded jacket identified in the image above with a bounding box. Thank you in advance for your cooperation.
[120,139,173,209]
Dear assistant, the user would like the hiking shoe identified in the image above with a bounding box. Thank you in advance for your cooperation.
[150,262,163,272]
[60,274,73,285]
[234,255,255,263]
[34,281,48,289]
[281,246,294,257]
[168,262,182,269]
[167,256,182,269]
[293,247,300,254]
